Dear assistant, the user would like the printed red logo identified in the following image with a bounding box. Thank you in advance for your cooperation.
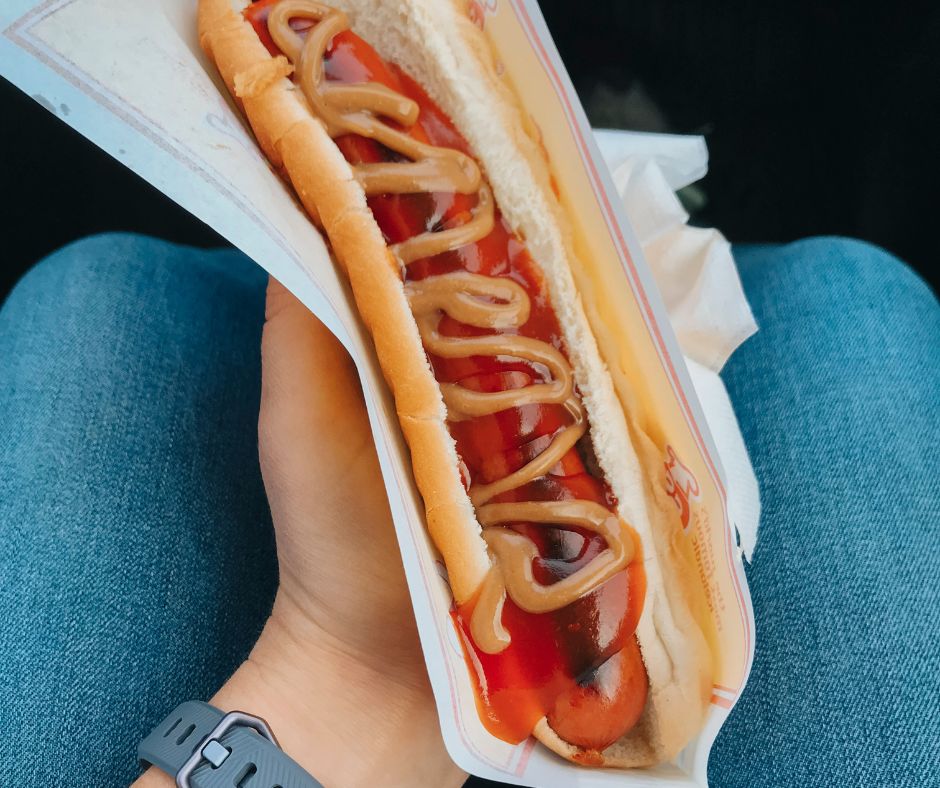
[664,445,700,530]
[467,0,498,29]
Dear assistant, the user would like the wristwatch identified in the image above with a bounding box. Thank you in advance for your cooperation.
[138,701,323,787]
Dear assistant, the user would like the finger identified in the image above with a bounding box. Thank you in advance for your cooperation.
[259,277,379,504]
[256,278,414,666]
[262,276,361,418]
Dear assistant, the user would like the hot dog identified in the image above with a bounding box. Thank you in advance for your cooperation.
[198,0,712,767]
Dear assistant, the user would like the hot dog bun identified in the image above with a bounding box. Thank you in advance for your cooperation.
[199,0,711,767]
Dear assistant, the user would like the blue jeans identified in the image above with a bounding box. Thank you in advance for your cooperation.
[0,234,937,786]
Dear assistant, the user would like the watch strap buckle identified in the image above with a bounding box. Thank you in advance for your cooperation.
[140,700,322,787]
[175,710,279,788]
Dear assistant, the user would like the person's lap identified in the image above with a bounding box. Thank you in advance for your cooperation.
[0,233,936,786]
[0,236,277,785]
[709,239,939,785]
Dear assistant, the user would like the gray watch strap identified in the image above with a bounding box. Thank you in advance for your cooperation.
[138,700,322,787]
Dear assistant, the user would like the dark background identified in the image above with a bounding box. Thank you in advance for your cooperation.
[2,1,938,300]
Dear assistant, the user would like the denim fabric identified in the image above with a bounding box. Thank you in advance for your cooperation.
[0,236,277,786]
[0,234,937,786]
[710,238,940,787]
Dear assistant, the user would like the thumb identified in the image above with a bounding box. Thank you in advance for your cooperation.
[255,278,420,674]
[258,276,374,514]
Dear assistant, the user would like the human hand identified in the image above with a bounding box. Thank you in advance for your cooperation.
[135,278,464,787]
[257,276,426,677]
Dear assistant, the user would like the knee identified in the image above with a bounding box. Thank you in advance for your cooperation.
[735,236,937,347]
[9,233,167,305]
[787,236,931,303]
[2,233,265,418]
[3,232,263,352]
[6,233,257,319]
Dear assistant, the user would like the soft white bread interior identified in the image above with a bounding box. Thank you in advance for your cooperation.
[199,0,711,766]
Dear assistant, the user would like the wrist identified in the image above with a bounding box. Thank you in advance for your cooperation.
[236,595,464,787]
[134,592,464,788]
